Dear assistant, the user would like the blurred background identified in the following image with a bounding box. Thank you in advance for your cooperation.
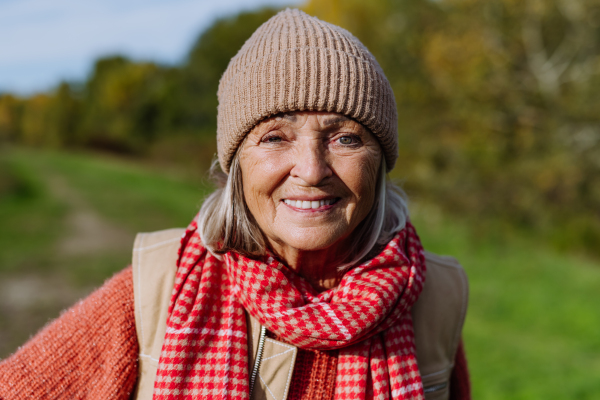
[1,0,599,397]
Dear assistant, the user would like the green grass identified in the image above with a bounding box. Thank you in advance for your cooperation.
[24,148,212,232]
[0,152,67,275]
[0,147,212,356]
[1,147,599,398]
[0,148,212,278]
[411,204,600,399]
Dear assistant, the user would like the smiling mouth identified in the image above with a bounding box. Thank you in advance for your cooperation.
[282,198,340,210]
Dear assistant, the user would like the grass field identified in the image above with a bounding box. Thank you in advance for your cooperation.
[1,147,599,398]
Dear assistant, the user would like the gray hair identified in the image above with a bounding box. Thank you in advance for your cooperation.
[198,152,409,269]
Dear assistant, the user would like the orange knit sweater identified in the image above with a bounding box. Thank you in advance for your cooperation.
[0,268,138,399]
[0,267,470,399]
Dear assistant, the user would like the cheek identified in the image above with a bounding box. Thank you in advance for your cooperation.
[240,146,290,179]
[239,150,288,211]
[340,152,381,214]
[240,157,265,211]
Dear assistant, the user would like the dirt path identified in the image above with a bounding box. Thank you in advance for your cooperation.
[0,167,133,358]
[47,172,132,256]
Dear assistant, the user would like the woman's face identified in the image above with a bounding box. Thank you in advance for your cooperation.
[239,111,382,255]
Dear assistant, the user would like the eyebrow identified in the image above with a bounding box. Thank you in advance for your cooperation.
[279,113,297,122]
[321,115,351,126]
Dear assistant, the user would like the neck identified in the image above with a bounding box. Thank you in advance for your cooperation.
[269,243,345,292]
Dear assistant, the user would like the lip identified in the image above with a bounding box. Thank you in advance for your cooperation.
[281,195,338,201]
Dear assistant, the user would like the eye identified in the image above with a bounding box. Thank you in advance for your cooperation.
[261,133,283,143]
[337,135,359,145]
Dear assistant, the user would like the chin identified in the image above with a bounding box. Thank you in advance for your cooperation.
[278,226,349,252]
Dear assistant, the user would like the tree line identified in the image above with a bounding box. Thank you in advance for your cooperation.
[0,8,278,160]
[1,0,599,255]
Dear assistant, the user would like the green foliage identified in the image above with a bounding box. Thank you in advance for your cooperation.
[1,148,599,397]
[0,148,212,357]
[412,203,600,399]
[0,149,65,275]
[0,95,22,143]
[1,1,599,255]
[0,147,213,284]
[305,0,600,256]
[47,82,81,147]
[0,8,279,157]
[0,155,40,200]
[42,150,212,232]
[79,56,174,153]
[178,8,280,135]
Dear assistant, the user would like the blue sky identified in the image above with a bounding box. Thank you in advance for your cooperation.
[0,0,301,94]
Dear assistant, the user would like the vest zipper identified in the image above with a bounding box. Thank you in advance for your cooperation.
[423,382,448,393]
[249,325,267,395]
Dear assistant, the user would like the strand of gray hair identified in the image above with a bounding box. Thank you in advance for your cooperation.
[197,156,408,269]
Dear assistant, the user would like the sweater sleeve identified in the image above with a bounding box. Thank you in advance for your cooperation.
[0,267,139,400]
[449,339,471,400]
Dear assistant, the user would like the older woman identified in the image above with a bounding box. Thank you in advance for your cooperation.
[0,9,469,400]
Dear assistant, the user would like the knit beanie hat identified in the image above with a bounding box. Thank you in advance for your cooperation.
[217,8,398,172]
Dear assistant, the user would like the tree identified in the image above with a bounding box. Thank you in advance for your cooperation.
[304,0,600,253]
[177,8,280,136]
[0,95,22,144]
[79,56,170,153]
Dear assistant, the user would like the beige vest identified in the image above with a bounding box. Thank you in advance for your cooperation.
[131,229,468,400]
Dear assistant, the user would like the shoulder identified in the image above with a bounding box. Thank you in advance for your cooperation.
[131,228,185,398]
[133,228,186,252]
[422,250,469,307]
[413,250,469,334]
[131,228,185,290]
[411,250,469,387]
[131,227,185,343]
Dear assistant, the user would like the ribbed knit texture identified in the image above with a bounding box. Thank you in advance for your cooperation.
[217,8,398,173]
[287,348,339,400]
[285,339,472,400]
[450,340,471,400]
[269,330,338,400]
[0,267,138,400]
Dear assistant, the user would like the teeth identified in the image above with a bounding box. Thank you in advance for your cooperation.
[283,199,336,209]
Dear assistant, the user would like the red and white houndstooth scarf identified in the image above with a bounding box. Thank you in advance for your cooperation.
[153,214,426,399]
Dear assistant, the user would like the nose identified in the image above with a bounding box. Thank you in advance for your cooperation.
[289,139,332,186]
